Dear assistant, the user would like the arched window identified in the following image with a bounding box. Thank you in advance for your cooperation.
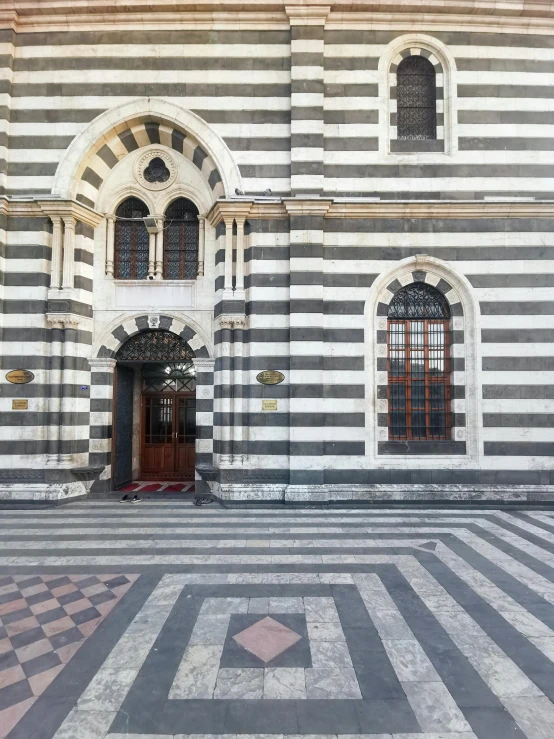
[396,55,436,140]
[387,282,451,441]
[163,198,199,279]
[114,197,149,279]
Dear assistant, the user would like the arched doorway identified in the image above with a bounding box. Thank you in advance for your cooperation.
[113,330,197,487]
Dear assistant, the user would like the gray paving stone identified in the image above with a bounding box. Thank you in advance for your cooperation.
[264,667,307,699]
[305,668,362,699]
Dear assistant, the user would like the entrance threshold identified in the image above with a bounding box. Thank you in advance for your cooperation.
[119,481,195,494]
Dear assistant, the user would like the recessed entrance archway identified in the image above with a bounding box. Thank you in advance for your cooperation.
[113,330,197,487]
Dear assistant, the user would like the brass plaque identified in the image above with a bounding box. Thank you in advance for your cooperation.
[262,399,278,411]
[6,370,34,385]
[12,399,28,410]
[256,370,285,386]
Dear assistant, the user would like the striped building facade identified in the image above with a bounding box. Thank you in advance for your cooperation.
[0,0,554,503]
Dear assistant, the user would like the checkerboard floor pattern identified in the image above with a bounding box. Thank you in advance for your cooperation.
[0,574,137,737]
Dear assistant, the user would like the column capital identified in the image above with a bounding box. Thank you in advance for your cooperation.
[285,4,330,24]
[88,357,117,372]
[46,312,81,329]
[207,201,254,228]
[284,199,333,216]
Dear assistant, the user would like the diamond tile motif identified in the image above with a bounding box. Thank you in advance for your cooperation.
[0,574,138,738]
[233,616,302,663]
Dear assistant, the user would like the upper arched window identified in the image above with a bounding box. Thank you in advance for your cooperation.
[387,283,451,441]
[163,198,199,280]
[114,197,149,280]
[396,55,437,141]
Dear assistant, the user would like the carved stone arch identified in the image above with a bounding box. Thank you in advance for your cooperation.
[379,34,458,155]
[100,183,156,218]
[94,312,213,360]
[365,256,481,465]
[52,98,242,207]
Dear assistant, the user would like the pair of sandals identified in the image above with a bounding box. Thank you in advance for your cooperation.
[120,494,142,503]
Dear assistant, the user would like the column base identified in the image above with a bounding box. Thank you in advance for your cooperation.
[0,480,87,502]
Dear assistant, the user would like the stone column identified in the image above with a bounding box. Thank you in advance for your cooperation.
[61,216,76,290]
[222,216,235,299]
[50,216,63,288]
[287,5,329,196]
[217,315,234,467]
[155,219,164,279]
[285,200,332,497]
[105,216,115,277]
[148,231,156,279]
[197,215,206,277]
[45,316,64,465]
[234,217,246,301]
[231,316,246,466]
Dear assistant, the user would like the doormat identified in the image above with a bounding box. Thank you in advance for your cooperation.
[118,482,196,493]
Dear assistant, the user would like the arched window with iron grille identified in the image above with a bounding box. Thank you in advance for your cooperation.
[396,55,437,140]
[387,282,451,440]
[114,197,150,280]
[163,198,199,280]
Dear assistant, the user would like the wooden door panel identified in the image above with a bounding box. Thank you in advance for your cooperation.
[140,391,195,479]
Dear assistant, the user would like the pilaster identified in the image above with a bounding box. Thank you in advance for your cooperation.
[286,5,329,196]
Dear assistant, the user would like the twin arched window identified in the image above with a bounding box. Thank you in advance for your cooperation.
[387,283,451,441]
[114,196,199,280]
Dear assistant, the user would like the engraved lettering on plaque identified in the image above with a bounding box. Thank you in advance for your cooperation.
[256,371,285,385]
[12,399,28,410]
[262,399,278,411]
[6,370,34,384]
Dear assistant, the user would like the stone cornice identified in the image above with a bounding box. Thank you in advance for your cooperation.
[4,0,554,34]
[0,197,104,228]
[209,198,554,220]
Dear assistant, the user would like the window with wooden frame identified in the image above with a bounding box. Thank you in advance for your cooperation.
[387,283,451,441]
[163,197,199,280]
[114,197,150,279]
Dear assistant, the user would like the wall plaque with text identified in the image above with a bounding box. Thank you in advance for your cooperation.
[262,399,278,411]
[12,399,28,410]
[256,371,285,385]
[6,370,34,385]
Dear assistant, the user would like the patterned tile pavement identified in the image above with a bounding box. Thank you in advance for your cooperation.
[0,573,137,737]
[1,502,554,738]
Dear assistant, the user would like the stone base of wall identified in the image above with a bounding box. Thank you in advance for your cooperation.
[217,483,554,504]
[0,480,88,502]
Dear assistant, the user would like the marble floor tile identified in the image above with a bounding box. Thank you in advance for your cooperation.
[305,668,362,699]
[264,667,307,699]
[214,667,264,699]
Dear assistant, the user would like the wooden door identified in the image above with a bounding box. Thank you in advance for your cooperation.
[176,395,196,479]
[140,393,195,479]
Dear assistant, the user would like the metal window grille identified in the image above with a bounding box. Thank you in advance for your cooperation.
[114,197,150,279]
[396,55,437,141]
[142,362,197,393]
[163,198,199,280]
[116,330,195,363]
[387,283,451,441]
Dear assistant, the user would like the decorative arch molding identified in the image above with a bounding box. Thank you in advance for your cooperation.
[52,98,243,207]
[365,255,482,465]
[93,312,213,360]
[378,33,458,156]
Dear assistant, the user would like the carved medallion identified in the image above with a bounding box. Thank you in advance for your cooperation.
[135,149,177,191]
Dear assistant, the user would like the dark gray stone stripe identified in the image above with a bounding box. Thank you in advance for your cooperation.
[480,302,554,315]
[484,442,554,456]
[483,385,554,399]
[324,217,554,233]
[471,275,554,288]
[483,413,554,427]
[483,357,554,370]
[460,137,554,151]
[459,110,554,124]
[11,83,290,98]
[323,246,554,260]
[482,328,554,342]
[459,84,554,98]
[325,164,554,177]
[14,57,291,72]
